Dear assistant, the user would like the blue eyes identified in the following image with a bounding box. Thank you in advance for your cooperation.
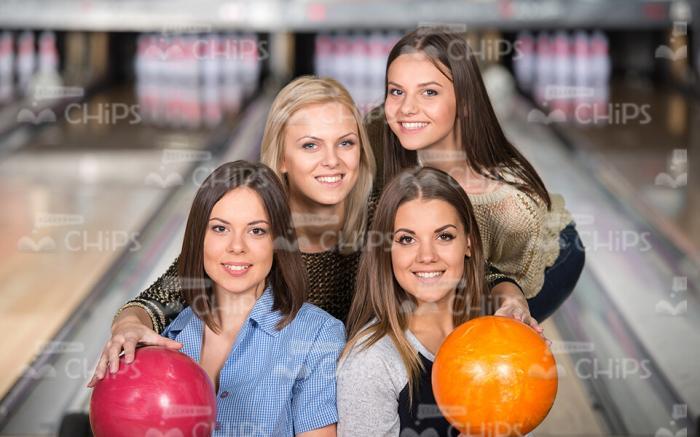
[301,140,355,150]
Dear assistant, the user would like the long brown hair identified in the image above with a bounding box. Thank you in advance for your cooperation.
[382,28,551,208]
[343,167,489,400]
[178,160,308,333]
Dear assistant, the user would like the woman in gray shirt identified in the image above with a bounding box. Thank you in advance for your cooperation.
[338,167,491,436]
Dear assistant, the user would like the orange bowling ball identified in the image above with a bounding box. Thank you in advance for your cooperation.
[432,316,558,436]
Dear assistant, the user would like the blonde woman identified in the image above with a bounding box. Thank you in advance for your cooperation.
[90,76,376,380]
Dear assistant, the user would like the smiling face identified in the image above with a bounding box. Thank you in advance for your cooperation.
[280,102,361,208]
[391,197,471,306]
[385,52,459,154]
[203,187,273,298]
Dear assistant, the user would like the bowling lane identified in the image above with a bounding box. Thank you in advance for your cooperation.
[0,86,239,415]
[0,92,272,436]
[496,92,699,434]
[536,315,607,436]
[557,81,700,260]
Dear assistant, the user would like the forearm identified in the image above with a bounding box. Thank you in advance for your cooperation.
[491,281,526,305]
[298,424,336,437]
[112,305,154,332]
[116,258,186,333]
[486,263,524,310]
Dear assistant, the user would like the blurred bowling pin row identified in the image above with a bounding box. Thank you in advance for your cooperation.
[0,30,61,104]
[315,31,402,114]
[135,33,262,129]
[514,30,611,123]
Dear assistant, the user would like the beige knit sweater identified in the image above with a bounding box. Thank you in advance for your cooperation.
[470,184,573,299]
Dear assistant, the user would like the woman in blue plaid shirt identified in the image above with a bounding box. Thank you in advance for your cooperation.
[143,160,344,436]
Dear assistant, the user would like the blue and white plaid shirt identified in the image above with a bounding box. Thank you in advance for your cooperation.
[162,286,346,436]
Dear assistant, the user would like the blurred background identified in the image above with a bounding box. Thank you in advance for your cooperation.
[0,0,698,436]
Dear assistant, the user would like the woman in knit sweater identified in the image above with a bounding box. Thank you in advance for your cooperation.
[378,28,585,321]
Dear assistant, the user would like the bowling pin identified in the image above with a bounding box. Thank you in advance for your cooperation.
[0,32,14,103]
[368,30,386,109]
[201,34,222,128]
[239,33,260,99]
[16,31,36,98]
[513,31,535,92]
[590,30,610,122]
[534,32,552,107]
[552,30,572,115]
[222,33,243,115]
[315,32,333,77]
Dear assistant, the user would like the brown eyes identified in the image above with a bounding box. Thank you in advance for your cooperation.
[394,232,456,245]
[387,88,438,97]
[209,225,268,236]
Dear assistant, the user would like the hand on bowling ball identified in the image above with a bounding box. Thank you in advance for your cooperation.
[492,283,549,344]
[87,317,182,387]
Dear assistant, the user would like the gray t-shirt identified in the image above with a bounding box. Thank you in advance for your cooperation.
[336,330,437,436]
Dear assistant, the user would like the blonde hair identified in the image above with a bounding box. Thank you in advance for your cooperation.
[260,76,376,252]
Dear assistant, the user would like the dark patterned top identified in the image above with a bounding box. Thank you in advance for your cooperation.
[120,190,379,332]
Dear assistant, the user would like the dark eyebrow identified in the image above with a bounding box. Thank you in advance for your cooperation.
[387,81,444,88]
[209,217,230,225]
[209,218,270,226]
[394,224,457,235]
[435,224,457,233]
[394,228,415,235]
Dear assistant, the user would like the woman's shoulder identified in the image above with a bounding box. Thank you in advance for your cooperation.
[271,304,345,360]
[288,303,345,337]
[297,302,342,323]
[342,330,402,370]
[338,331,408,392]
[469,181,547,213]
[161,306,195,337]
